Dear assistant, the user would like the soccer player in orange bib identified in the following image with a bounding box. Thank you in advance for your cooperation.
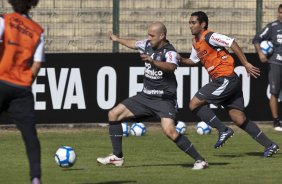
[178,11,279,157]
[0,1,45,183]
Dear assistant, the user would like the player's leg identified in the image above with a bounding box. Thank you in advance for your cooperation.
[268,64,282,131]
[108,103,134,158]
[190,78,234,148]
[160,118,208,170]
[97,103,134,166]
[190,96,227,132]
[228,108,279,157]
[269,95,281,129]
[8,89,41,182]
[97,94,153,166]
[153,98,208,170]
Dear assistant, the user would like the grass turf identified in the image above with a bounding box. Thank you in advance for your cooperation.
[0,124,281,184]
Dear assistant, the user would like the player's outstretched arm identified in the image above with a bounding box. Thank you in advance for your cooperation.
[177,54,198,66]
[108,31,137,50]
[231,41,260,78]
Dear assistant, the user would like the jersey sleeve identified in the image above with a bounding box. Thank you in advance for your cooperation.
[252,23,272,44]
[165,51,179,66]
[189,45,200,63]
[135,39,148,53]
[33,32,45,62]
[208,32,234,47]
[0,17,4,41]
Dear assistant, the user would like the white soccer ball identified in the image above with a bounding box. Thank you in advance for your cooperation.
[176,121,186,134]
[130,122,146,136]
[260,40,273,55]
[55,146,76,168]
[196,121,212,135]
[121,122,130,137]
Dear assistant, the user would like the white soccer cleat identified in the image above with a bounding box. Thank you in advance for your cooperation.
[274,126,282,131]
[192,160,208,170]
[97,154,124,166]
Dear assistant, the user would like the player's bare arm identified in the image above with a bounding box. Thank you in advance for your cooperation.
[108,31,137,50]
[254,43,268,63]
[231,40,260,78]
[31,61,42,83]
[140,53,176,73]
[177,54,198,66]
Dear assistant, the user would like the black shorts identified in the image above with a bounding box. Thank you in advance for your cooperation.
[268,63,282,96]
[0,81,35,125]
[195,75,245,111]
[121,92,178,120]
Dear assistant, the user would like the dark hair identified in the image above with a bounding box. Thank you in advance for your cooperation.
[191,11,209,30]
[8,0,39,14]
[279,4,282,10]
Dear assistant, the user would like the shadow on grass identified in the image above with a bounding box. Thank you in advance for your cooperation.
[245,152,281,157]
[214,153,246,158]
[123,162,229,168]
[245,152,264,157]
[215,152,281,157]
[78,181,136,184]
[62,168,85,171]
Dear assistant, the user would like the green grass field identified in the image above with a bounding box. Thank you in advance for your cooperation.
[0,124,281,184]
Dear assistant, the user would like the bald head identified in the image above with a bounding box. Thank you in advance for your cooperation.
[147,21,168,49]
[149,22,167,36]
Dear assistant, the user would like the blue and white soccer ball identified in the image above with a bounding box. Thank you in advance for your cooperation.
[260,40,273,55]
[121,122,130,137]
[130,122,146,136]
[55,146,76,168]
[176,121,186,134]
[196,121,212,135]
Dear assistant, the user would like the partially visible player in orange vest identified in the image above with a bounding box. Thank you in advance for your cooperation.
[0,1,44,184]
[178,11,279,157]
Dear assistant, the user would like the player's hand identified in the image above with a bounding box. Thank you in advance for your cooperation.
[108,31,119,42]
[176,54,183,63]
[140,54,153,63]
[258,52,268,63]
[245,63,260,78]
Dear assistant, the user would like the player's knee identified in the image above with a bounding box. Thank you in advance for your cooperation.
[231,114,246,126]
[164,128,178,140]
[189,101,197,111]
[108,110,118,121]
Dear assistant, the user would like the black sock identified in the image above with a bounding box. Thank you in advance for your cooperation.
[109,121,123,158]
[240,119,272,148]
[16,123,41,180]
[174,134,204,161]
[193,105,226,132]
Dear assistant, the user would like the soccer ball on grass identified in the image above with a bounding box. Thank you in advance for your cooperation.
[130,122,146,136]
[121,122,130,137]
[196,121,212,135]
[175,121,186,134]
[55,146,76,168]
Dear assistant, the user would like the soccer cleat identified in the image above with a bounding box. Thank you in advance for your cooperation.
[31,177,41,184]
[214,127,234,148]
[97,154,124,166]
[263,143,280,157]
[273,121,282,131]
[192,160,208,170]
